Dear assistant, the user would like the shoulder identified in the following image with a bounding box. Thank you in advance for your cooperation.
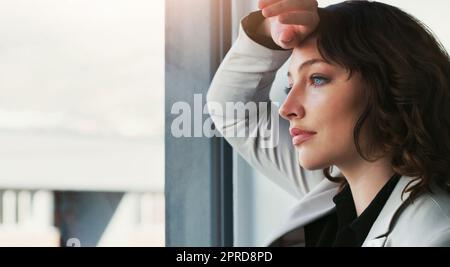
[389,183,450,246]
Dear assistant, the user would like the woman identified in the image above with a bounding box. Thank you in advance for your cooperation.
[207,0,450,246]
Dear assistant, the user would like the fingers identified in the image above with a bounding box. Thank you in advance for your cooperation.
[274,12,320,49]
[258,0,282,9]
[274,32,299,49]
[277,11,316,26]
[261,0,320,48]
[261,0,318,18]
[277,29,305,49]
[279,29,297,44]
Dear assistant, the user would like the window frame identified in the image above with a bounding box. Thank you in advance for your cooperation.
[165,0,233,247]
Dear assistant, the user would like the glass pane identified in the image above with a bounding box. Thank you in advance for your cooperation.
[0,0,164,246]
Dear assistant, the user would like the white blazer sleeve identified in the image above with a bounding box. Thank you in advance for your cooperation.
[206,17,325,199]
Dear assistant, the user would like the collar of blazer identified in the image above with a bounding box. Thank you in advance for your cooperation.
[362,176,417,247]
[265,179,339,246]
[265,176,417,247]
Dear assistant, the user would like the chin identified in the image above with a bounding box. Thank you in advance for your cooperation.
[297,155,329,171]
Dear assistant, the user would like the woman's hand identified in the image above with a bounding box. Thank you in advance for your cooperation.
[257,0,320,49]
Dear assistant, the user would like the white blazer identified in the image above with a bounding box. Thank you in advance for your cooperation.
[207,21,450,247]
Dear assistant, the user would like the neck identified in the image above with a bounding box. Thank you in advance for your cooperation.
[338,155,395,217]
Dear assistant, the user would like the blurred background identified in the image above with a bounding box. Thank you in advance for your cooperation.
[0,0,164,246]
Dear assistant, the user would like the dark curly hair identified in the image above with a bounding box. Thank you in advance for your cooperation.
[314,1,450,199]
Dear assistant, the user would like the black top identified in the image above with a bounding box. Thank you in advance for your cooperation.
[304,173,401,247]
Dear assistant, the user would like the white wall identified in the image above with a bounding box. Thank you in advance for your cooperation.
[319,0,450,51]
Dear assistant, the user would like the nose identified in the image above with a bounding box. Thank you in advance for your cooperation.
[279,91,305,121]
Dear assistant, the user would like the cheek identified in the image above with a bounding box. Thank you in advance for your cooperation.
[296,83,365,169]
[321,78,365,144]
[296,119,357,170]
[322,101,360,143]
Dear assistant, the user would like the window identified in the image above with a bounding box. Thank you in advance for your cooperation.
[0,0,164,246]
[165,0,233,247]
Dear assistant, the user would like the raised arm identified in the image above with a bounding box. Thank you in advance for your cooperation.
[207,2,324,199]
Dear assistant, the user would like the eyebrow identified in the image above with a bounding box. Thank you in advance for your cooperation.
[287,58,330,78]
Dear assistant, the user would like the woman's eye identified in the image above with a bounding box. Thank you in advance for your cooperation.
[310,75,329,87]
[285,75,329,94]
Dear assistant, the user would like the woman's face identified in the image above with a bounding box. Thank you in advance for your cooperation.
[279,37,368,170]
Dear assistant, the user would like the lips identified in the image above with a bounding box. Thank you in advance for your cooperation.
[290,128,317,146]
